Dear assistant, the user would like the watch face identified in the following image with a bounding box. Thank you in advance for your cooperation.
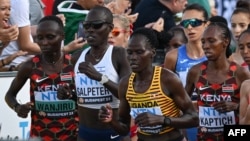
[100,75,109,84]
[164,117,171,125]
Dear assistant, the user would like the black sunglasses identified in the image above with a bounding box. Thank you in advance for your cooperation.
[180,19,206,28]
[83,20,111,30]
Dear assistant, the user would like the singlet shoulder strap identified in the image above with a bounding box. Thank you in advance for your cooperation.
[199,61,208,77]
[32,55,42,69]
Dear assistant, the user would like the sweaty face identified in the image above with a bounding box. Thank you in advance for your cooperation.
[0,0,10,28]
[84,10,112,47]
[127,35,153,72]
[201,26,226,61]
[238,32,250,65]
[181,10,207,42]
[231,13,250,41]
[36,21,63,53]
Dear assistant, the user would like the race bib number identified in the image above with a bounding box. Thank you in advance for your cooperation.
[199,106,236,128]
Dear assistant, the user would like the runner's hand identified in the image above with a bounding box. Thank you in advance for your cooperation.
[57,84,73,100]
[213,101,238,113]
[135,112,164,126]
[99,103,113,123]
[78,62,102,81]
[16,102,33,118]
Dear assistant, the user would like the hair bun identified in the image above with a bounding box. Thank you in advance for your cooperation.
[236,0,250,11]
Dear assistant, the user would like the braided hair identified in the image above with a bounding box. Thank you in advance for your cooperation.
[206,22,232,58]
[130,27,172,50]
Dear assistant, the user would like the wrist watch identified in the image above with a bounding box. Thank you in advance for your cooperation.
[99,75,109,84]
[0,40,4,48]
[163,116,171,126]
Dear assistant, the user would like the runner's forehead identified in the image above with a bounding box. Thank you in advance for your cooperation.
[85,10,108,22]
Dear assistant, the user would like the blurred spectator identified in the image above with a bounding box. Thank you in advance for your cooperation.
[57,0,103,49]
[108,14,131,48]
[0,50,27,71]
[105,0,131,14]
[130,0,141,12]
[52,0,74,15]
[0,0,19,49]
[29,0,45,25]
[29,0,66,39]
[0,0,41,70]
[105,0,139,25]
[29,0,45,40]
[41,0,54,15]
[208,0,217,17]
[0,0,85,71]
[145,17,164,32]
[133,0,187,32]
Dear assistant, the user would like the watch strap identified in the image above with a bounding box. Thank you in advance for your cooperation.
[99,75,109,84]
[163,116,171,126]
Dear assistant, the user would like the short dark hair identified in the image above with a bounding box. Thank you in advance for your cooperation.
[38,15,64,34]
[89,5,113,24]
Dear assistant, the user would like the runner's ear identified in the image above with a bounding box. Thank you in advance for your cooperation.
[223,38,229,48]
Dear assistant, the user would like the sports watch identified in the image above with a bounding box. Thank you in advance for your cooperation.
[163,116,171,126]
[99,75,109,84]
